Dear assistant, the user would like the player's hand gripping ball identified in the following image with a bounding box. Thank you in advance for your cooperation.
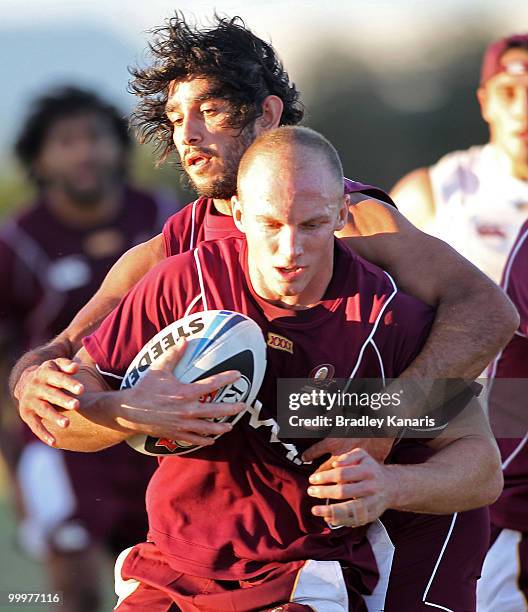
[121,310,267,456]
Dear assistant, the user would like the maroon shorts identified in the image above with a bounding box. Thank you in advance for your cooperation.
[382,507,489,611]
[113,541,369,612]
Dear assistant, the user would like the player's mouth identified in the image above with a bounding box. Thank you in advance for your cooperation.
[185,152,213,170]
[275,266,306,281]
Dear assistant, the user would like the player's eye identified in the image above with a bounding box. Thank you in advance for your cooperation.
[302,221,323,230]
[169,116,183,127]
[498,86,516,101]
[201,107,217,116]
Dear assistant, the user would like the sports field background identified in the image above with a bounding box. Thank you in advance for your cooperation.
[0,460,115,611]
[1,0,528,609]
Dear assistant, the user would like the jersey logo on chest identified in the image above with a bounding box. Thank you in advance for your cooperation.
[267,333,294,354]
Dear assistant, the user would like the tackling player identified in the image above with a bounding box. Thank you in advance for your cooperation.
[392,33,528,284]
[11,15,518,460]
[45,126,502,611]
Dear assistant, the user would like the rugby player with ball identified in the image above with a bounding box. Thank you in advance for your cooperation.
[46,127,502,611]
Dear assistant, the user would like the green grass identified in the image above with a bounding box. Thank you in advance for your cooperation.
[0,463,115,611]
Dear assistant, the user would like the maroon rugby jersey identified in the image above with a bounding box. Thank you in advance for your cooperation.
[0,186,172,349]
[488,219,528,531]
[0,186,168,498]
[162,177,396,255]
[84,236,434,580]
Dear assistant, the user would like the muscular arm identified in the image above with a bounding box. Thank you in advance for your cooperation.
[306,199,517,465]
[339,194,518,379]
[309,402,503,525]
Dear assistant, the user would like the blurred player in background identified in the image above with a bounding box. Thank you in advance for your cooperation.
[0,86,169,611]
[391,33,528,284]
[390,32,528,609]
[477,219,528,610]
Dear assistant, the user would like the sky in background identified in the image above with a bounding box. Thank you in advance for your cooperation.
[0,0,527,155]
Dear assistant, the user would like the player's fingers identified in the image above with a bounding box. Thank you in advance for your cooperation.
[122,419,219,444]
[181,370,242,399]
[53,358,80,374]
[176,418,235,436]
[24,414,57,447]
[309,465,373,486]
[31,385,80,411]
[312,499,370,527]
[308,480,374,500]
[331,448,370,467]
[34,369,84,396]
[149,339,188,372]
[185,401,246,419]
[20,398,69,428]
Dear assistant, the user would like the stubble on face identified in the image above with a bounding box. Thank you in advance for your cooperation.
[180,123,256,200]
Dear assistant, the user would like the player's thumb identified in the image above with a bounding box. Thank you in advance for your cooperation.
[150,338,188,372]
[55,358,79,374]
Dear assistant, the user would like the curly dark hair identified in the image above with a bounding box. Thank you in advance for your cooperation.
[129,13,304,162]
[15,85,131,176]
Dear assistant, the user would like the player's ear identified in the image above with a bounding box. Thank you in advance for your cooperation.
[232,196,246,233]
[335,195,350,231]
[477,87,491,124]
[254,95,284,134]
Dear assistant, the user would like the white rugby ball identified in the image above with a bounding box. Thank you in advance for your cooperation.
[121,310,267,456]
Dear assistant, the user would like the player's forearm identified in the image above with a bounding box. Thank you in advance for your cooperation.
[399,279,518,381]
[47,388,132,452]
[385,436,503,513]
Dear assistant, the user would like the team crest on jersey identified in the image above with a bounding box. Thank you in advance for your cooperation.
[267,333,293,354]
[309,364,335,380]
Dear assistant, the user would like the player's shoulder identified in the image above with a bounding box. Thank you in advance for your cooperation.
[350,245,434,320]
[0,200,46,246]
[339,241,399,303]
[344,176,396,208]
[195,235,244,265]
[164,196,209,226]
[157,235,242,277]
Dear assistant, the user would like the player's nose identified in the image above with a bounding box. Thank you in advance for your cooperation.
[277,226,303,261]
[181,114,204,146]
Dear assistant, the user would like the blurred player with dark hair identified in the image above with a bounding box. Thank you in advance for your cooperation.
[0,86,173,611]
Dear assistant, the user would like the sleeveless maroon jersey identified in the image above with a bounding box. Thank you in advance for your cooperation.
[489,219,528,531]
[162,177,396,256]
[84,236,433,580]
[0,186,172,350]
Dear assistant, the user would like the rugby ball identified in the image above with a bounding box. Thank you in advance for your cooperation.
[121,310,267,456]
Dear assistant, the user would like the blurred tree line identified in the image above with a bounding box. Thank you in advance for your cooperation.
[301,31,490,191]
[0,30,492,217]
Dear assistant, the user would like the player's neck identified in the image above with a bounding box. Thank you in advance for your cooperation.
[511,158,528,181]
[45,185,124,228]
[213,198,233,216]
[490,141,528,180]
